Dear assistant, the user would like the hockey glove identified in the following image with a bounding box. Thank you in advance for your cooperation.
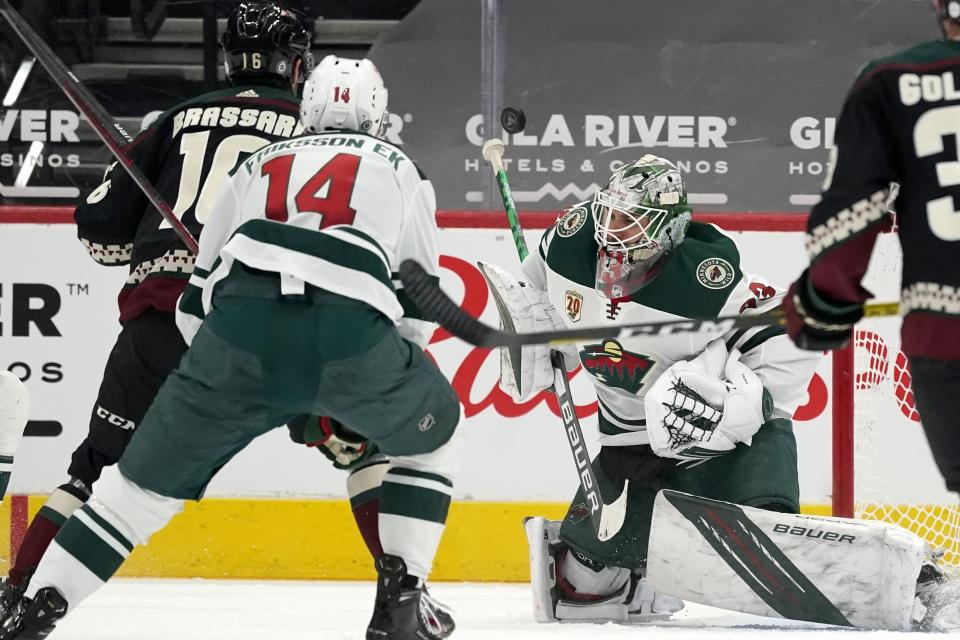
[783,268,864,352]
[289,415,375,470]
[645,340,766,460]
[480,262,578,402]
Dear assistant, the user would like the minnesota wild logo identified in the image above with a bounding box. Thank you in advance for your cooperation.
[578,339,654,393]
[556,206,588,237]
[696,258,735,289]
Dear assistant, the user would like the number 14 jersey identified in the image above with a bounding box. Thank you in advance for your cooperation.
[176,131,439,348]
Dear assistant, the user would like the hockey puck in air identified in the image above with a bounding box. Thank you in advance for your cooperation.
[500,107,526,134]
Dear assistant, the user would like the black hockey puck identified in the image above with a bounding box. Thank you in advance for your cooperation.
[500,107,526,134]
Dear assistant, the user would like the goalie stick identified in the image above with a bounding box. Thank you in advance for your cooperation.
[0,0,199,254]
[481,135,627,541]
[399,259,900,349]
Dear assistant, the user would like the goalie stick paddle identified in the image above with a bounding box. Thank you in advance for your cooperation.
[0,0,199,254]
[399,260,901,348]
[480,136,628,541]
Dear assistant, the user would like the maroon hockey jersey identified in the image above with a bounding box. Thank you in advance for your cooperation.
[75,85,302,321]
[806,40,960,359]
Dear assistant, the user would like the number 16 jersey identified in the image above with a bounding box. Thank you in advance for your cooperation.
[176,130,440,348]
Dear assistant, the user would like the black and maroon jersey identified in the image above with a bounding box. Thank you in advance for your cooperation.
[74,85,303,321]
[805,39,960,359]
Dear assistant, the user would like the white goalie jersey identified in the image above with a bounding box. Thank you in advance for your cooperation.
[176,131,439,348]
[521,212,822,448]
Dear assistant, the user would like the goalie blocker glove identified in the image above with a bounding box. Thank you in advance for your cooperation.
[783,268,864,352]
[478,262,577,402]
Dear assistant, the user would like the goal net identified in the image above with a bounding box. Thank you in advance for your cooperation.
[844,230,960,567]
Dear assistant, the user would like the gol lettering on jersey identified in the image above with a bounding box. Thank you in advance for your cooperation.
[578,339,653,393]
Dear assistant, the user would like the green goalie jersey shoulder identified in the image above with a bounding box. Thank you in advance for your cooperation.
[544,215,744,320]
[542,200,601,287]
[633,222,744,319]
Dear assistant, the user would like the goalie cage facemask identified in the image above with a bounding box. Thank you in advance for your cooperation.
[592,155,693,299]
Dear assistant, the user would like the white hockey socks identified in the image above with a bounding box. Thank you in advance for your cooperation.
[379,428,463,580]
[27,468,184,610]
[0,371,29,500]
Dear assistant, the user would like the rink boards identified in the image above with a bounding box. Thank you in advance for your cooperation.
[0,212,924,580]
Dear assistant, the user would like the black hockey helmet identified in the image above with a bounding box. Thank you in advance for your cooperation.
[222,2,315,86]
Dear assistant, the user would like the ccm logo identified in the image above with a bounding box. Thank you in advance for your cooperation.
[95,406,135,431]
[773,524,856,543]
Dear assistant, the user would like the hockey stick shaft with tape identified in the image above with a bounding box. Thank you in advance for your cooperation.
[0,0,199,254]
[482,138,529,260]
[481,136,627,541]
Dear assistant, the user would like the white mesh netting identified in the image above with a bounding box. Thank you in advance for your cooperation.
[854,231,960,566]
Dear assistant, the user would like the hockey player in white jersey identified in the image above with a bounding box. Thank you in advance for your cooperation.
[3,57,461,640]
[0,372,29,503]
[488,155,950,629]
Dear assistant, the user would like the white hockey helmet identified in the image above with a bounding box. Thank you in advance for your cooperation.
[300,55,389,135]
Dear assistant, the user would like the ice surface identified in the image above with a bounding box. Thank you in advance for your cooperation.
[51,579,940,639]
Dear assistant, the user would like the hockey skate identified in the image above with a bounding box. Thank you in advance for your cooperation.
[0,579,24,629]
[366,554,455,640]
[913,549,960,631]
[0,587,67,640]
[524,516,683,624]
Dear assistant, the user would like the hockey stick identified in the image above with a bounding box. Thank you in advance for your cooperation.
[399,259,901,349]
[0,0,199,254]
[480,136,627,542]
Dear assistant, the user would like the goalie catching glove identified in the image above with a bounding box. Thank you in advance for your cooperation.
[645,338,770,460]
[479,262,578,402]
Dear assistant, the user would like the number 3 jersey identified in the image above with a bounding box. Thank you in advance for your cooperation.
[176,130,439,348]
[522,206,822,447]
[74,86,303,321]
[805,39,960,359]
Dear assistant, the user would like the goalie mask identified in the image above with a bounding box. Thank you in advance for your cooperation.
[300,55,389,136]
[592,155,692,298]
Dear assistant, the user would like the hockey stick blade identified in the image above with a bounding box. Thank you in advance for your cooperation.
[598,480,629,542]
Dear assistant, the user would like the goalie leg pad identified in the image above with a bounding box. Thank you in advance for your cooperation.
[646,489,928,631]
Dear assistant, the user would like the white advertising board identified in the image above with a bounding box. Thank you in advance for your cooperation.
[1,223,842,502]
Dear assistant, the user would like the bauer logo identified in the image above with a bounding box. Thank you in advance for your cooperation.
[772,523,856,543]
[0,283,62,337]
